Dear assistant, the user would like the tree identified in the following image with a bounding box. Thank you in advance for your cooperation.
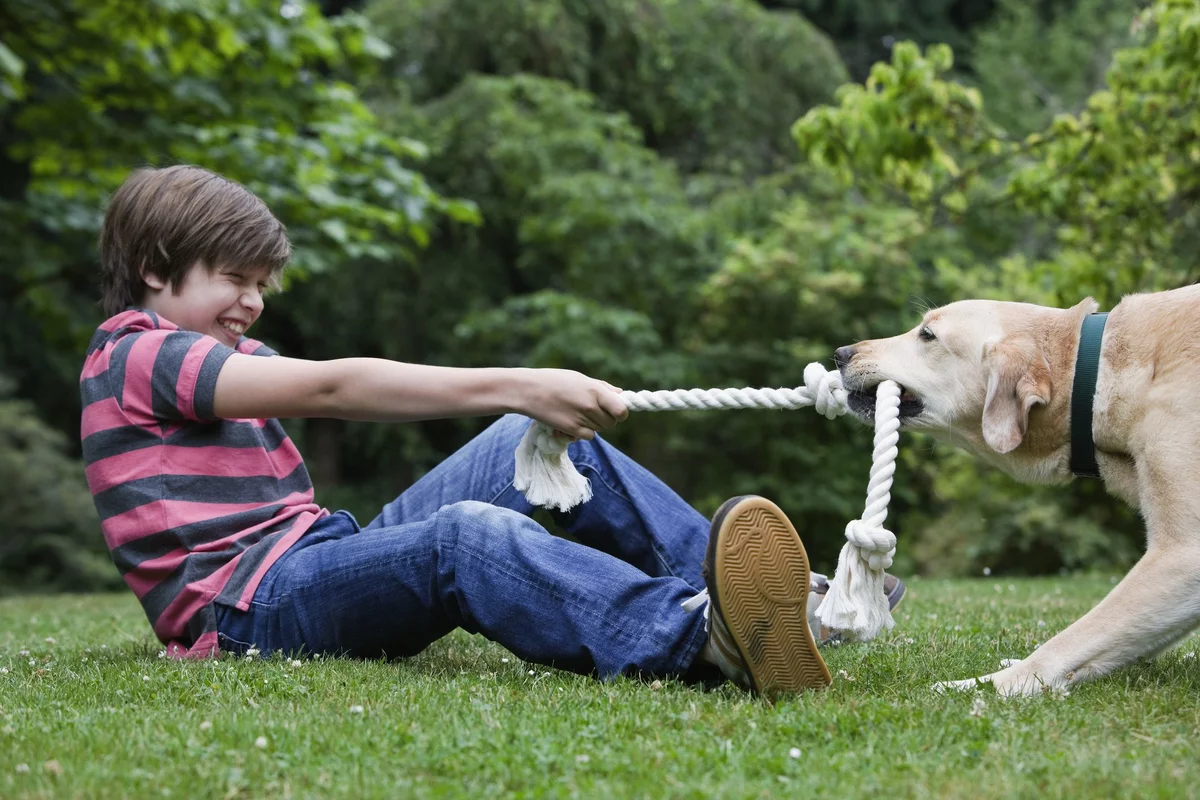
[0,0,469,437]
[0,376,118,594]
[363,0,849,177]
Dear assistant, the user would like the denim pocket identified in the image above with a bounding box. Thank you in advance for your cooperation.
[213,601,257,655]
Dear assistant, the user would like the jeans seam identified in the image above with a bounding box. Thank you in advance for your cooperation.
[453,535,685,656]
[569,453,684,581]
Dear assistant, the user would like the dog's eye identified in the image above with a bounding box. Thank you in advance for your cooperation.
[919,326,937,342]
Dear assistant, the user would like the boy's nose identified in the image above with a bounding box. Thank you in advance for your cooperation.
[241,288,264,314]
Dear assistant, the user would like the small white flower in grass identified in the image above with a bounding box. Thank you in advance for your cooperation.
[142,675,150,682]
[788,747,802,759]
[244,647,260,661]
[44,637,56,645]
[101,644,107,649]
[1,667,8,674]
[970,696,987,718]
[954,625,962,632]
[158,650,167,659]
[1037,620,1047,628]
[290,659,303,668]
[349,705,364,714]
[982,567,992,576]
[15,763,30,774]
[528,670,535,676]
[199,721,213,731]
[254,736,269,749]
[649,680,663,691]
[1183,652,1196,660]
[18,650,29,657]
[575,754,590,764]
[501,657,509,663]
[837,669,855,682]
[28,659,35,667]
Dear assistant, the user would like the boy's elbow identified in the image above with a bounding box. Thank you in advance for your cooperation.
[305,360,348,418]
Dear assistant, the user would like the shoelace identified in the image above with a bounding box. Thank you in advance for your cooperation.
[680,588,710,617]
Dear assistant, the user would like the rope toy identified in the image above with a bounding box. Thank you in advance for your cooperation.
[513,362,903,642]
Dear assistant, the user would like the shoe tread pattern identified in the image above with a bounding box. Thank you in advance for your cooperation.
[715,499,832,697]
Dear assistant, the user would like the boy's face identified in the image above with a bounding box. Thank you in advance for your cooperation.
[141,261,272,347]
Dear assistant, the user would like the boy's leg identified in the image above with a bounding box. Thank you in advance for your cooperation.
[364,414,709,587]
[222,500,708,679]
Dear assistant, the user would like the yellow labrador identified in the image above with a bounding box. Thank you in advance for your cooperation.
[834,283,1200,696]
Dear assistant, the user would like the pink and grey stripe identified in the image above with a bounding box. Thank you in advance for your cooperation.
[80,310,327,657]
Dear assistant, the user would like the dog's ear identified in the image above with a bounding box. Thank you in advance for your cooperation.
[981,337,1052,454]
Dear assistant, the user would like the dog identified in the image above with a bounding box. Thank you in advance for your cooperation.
[833,283,1200,696]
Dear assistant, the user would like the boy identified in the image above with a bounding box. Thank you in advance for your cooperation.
[81,165,904,698]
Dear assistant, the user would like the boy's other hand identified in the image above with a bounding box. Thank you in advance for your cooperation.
[520,369,629,441]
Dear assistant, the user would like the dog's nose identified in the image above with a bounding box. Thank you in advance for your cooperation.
[833,345,857,370]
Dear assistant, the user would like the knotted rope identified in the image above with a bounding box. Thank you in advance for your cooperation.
[513,362,902,642]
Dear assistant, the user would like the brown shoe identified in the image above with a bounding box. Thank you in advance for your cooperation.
[697,495,831,698]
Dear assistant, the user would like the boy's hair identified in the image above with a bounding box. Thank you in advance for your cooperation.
[99,165,291,317]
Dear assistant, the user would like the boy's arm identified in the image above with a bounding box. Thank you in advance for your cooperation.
[211,354,627,439]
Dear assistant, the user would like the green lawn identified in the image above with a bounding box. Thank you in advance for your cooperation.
[2,577,1197,798]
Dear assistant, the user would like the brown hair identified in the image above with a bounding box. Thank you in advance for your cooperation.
[99,165,292,317]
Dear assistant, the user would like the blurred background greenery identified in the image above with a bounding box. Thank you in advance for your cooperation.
[3,0,1195,594]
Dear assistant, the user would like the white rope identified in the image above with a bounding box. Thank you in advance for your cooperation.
[512,361,901,642]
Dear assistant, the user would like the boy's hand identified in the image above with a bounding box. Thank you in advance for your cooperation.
[518,369,628,441]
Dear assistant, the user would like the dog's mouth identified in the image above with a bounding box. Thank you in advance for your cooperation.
[846,384,925,421]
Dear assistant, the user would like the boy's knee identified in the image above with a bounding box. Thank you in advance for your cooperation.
[435,501,531,548]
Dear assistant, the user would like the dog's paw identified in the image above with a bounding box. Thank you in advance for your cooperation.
[932,659,1070,698]
[932,675,992,694]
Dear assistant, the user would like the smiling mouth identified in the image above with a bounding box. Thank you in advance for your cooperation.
[846,385,925,420]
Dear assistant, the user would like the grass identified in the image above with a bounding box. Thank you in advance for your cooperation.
[2,577,1198,799]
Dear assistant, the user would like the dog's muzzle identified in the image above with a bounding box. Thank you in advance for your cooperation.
[834,346,924,421]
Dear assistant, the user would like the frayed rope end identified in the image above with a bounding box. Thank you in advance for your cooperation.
[513,421,592,513]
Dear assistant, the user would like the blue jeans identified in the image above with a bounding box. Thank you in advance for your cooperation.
[214,415,712,679]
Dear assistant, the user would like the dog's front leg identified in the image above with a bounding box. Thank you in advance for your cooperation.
[936,545,1200,697]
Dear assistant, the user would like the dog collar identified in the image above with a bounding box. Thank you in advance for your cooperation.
[1069,311,1109,479]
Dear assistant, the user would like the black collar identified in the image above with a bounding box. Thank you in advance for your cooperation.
[1069,312,1109,479]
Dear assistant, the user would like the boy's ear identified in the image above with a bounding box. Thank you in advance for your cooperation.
[140,265,167,291]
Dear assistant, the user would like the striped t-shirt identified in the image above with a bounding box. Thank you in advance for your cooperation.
[80,309,328,657]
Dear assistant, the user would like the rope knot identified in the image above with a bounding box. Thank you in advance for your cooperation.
[843,520,896,570]
[803,363,848,420]
[534,428,569,455]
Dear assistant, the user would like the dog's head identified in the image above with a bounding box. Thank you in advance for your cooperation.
[835,299,1095,459]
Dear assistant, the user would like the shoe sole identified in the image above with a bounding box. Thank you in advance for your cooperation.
[709,496,831,698]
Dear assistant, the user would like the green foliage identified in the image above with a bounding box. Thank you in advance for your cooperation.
[792,0,1200,303]
[764,0,999,79]
[364,0,849,175]
[0,377,117,594]
[4,0,1193,588]
[972,0,1136,136]
[0,0,464,433]
[779,3,1200,572]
